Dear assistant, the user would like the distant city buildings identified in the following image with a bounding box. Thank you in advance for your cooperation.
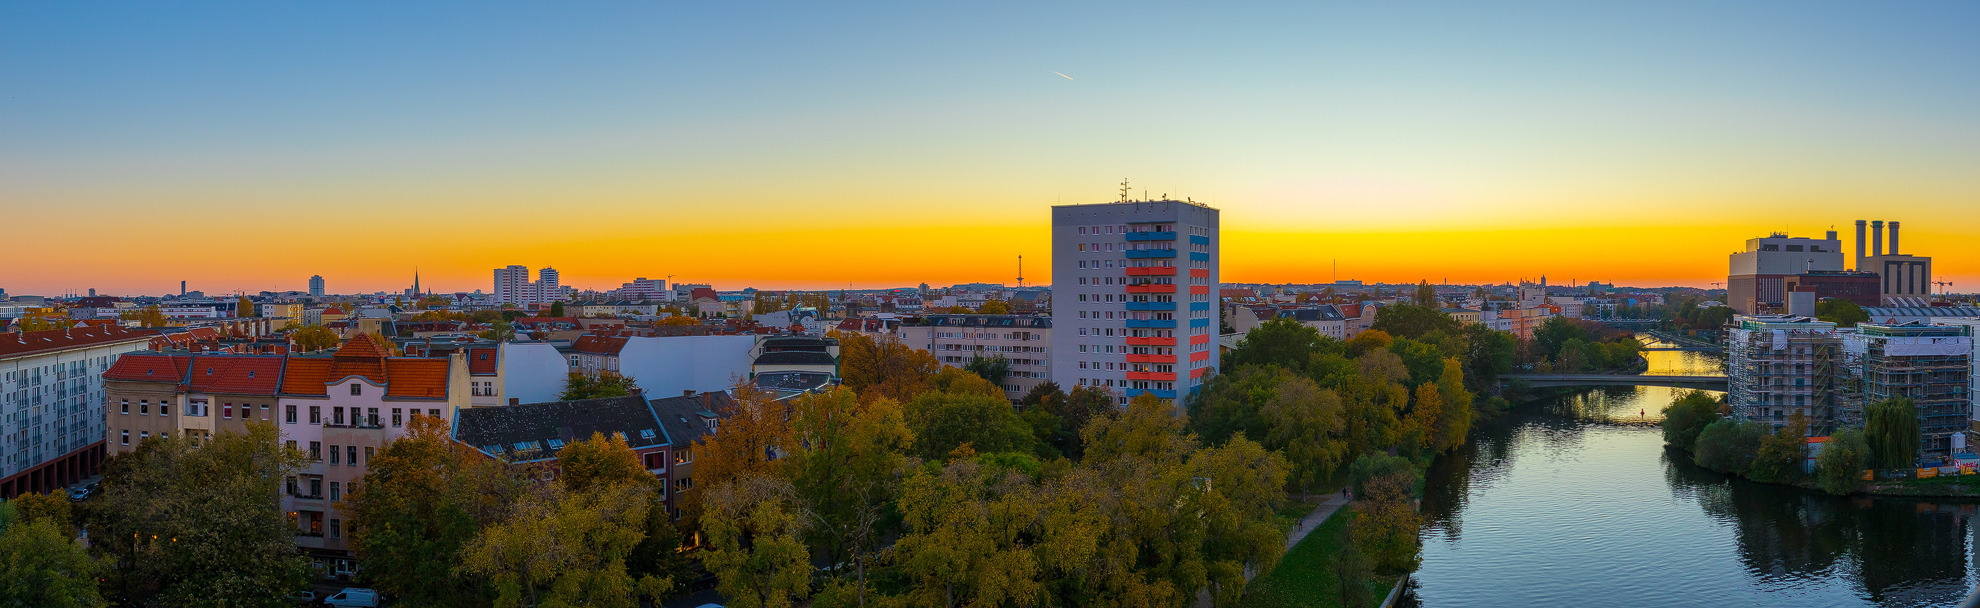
[897,315,1052,402]
[493,265,564,306]
[1051,198,1219,405]
[308,275,325,297]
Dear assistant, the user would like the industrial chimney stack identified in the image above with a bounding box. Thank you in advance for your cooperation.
[1871,220,1884,258]
[1855,220,1867,270]
[1889,221,1900,255]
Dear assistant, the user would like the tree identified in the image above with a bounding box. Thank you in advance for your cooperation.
[1399,382,1442,456]
[1414,280,1437,307]
[85,422,312,607]
[1024,383,1114,460]
[1748,412,1810,484]
[1228,318,1332,373]
[904,389,1039,460]
[9,491,71,529]
[977,299,1012,314]
[1370,304,1462,341]
[657,315,700,326]
[1661,391,1723,452]
[963,354,1012,388]
[0,518,105,608]
[1187,365,1287,446]
[290,323,340,352]
[418,295,452,310]
[1864,397,1921,469]
[1817,427,1870,495]
[1345,329,1393,357]
[1255,376,1345,492]
[889,460,1044,608]
[457,479,668,608]
[1432,357,1474,453]
[834,332,941,404]
[1693,419,1768,474]
[547,301,566,317]
[1814,298,1869,327]
[347,414,515,607]
[1352,471,1422,575]
[236,296,256,318]
[558,372,640,401]
[118,305,169,328]
[699,474,812,608]
[780,389,911,603]
[688,382,793,524]
[558,431,650,493]
[479,319,516,341]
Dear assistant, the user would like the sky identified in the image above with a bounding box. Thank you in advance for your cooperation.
[4,2,1977,296]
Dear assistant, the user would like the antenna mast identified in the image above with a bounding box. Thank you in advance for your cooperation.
[1119,179,1130,203]
[1017,255,1024,289]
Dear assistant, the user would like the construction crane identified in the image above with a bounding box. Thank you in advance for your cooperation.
[1935,281,1954,297]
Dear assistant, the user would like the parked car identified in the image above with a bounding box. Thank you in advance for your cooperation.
[323,588,379,608]
[287,590,316,605]
[67,486,91,501]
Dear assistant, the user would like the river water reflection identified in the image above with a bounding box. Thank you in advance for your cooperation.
[1404,344,1980,607]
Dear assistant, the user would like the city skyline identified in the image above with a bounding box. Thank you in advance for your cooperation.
[6,3,1978,294]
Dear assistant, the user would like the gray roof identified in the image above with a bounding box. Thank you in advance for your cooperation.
[648,391,738,449]
[454,395,667,463]
[755,351,836,366]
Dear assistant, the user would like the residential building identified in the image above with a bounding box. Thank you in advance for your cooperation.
[615,278,669,301]
[309,275,326,297]
[455,394,679,511]
[1726,315,1842,435]
[1728,230,1846,314]
[1844,322,1972,457]
[493,265,565,306]
[566,334,757,396]
[750,336,839,377]
[1051,199,1219,405]
[0,326,155,498]
[897,315,1052,401]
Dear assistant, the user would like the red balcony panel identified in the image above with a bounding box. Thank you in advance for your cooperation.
[1126,372,1178,381]
[1189,285,1209,295]
[1126,337,1178,347]
[1189,334,1210,345]
[1189,268,1209,278]
[1190,351,1210,362]
[1126,284,1178,294]
[1190,367,1207,379]
[1125,266,1178,276]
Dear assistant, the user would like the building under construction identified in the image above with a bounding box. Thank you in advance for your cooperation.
[1844,322,1973,457]
[1728,315,1844,435]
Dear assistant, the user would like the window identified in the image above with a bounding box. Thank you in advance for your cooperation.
[310,478,322,498]
[428,408,440,418]
[309,406,321,424]
[350,383,361,396]
[329,445,340,465]
[261,404,270,420]
[120,430,129,445]
[120,400,129,414]
[392,408,402,428]
[287,440,297,451]
[287,405,297,424]
[139,400,148,415]
[348,445,357,466]
[310,442,322,460]
[330,519,341,539]
[330,482,341,501]
[365,446,374,463]
[140,431,148,440]
[367,408,379,426]
[334,407,345,426]
[160,403,170,416]
[223,403,232,419]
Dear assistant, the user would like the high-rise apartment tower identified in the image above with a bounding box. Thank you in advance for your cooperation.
[1051,199,1219,406]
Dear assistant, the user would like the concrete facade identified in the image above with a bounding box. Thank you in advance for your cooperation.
[1051,199,1219,405]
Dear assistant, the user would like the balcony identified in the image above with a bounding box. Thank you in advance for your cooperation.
[1124,266,1177,276]
[1126,354,1178,364]
[1125,302,1177,311]
[1125,231,1177,242]
[1126,284,1177,294]
[1126,372,1178,381]
[1189,235,1209,245]
[1189,302,1210,312]
[1125,249,1177,259]
[1189,252,1209,262]
[1126,336,1177,346]
[1124,388,1179,400]
[1126,319,1178,329]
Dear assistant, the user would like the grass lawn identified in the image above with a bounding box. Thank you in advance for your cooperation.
[1238,505,1394,608]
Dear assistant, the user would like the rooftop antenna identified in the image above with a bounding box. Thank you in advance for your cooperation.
[1016,255,1024,289]
[1120,179,1130,203]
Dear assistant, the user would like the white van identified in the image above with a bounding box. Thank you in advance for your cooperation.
[323,588,380,608]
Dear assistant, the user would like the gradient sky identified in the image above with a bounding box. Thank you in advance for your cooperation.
[4,3,1977,296]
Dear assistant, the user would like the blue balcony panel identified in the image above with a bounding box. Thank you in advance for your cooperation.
[1188,252,1209,262]
[1125,231,1178,242]
[1125,302,1179,311]
[1189,235,1210,245]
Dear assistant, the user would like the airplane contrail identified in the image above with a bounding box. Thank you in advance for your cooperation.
[1054,71,1073,80]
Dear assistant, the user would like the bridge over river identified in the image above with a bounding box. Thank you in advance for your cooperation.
[1500,373,1729,391]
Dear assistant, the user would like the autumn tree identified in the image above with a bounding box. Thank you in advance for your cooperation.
[977,299,1012,314]
[290,323,340,352]
[119,304,169,328]
[237,296,256,318]
[458,479,669,608]
[1258,375,1347,492]
[834,332,941,404]
[779,389,911,600]
[0,514,105,608]
[347,414,518,607]
[558,372,640,401]
[889,460,1044,608]
[1352,471,1422,575]
[904,387,1039,460]
[699,474,812,608]
[687,382,792,524]
[1431,357,1473,453]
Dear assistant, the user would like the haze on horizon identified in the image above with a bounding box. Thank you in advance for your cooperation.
[3,3,1977,296]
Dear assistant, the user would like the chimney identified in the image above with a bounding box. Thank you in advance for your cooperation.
[1889,221,1900,255]
[509,397,519,406]
[683,389,695,397]
[1872,220,1884,257]
[1855,220,1867,269]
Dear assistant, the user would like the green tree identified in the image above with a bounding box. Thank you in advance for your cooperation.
[1817,427,1870,495]
[1693,419,1768,474]
[963,354,1012,388]
[119,304,169,328]
[9,491,71,530]
[1414,280,1437,307]
[479,319,516,342]
[904,389,1039,460]
[548,301,566,317]
[1748,413,1810,484]
[699,474,812,608]
[85,422,312,607]
[1228,318,1334,373]
[1370,303,1463,341]
[1661,391,1723,452]
[780,389,911,601]
[1814,298,1869,327]
[1257,375,1346,492]
[1186,364,1289,446]
[457,480,668,608]
[558,372,640,401]
[347,414,513,607]
[889,460,1045,608]
[1864,397,1922,469]
[290,323,340,352]
[0,518,106,608]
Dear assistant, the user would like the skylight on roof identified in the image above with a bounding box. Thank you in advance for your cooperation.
[639,429,656,439]
[548,438,564,449]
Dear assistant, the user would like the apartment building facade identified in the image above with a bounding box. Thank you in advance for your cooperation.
[1726,315,1843,435]
[1051,199,1219,405]
[0,326,154,498]
[1844,323,1972,457]
[896,315,1051,402]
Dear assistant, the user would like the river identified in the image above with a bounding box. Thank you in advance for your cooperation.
[1403,341,1980,607]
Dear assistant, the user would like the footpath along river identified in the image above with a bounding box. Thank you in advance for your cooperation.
[1401,342,1980,607]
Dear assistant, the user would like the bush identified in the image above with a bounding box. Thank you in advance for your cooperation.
[1816,427,1870,495]
[1660,391,1722,452]
[1349,453,1417,498]
[1692,419,1767,474]
[1747,413,1809,484]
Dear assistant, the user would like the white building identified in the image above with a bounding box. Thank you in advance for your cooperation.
[1,326,155,498]
[898,315,1052,402]
[1051,199,1219,406]
[616,277,669,301]
[492,265,565,306]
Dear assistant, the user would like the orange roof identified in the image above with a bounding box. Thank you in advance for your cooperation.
[384,358,450,399]
[323,307,345,315]
[280,357,335,395]
[468,347,499,375]
[186,354,285,395]
[571,335,628,355]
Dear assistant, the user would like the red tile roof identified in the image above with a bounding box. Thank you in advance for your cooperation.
[280,357,335,395]
[690,288,718,301]
[384,358,450,399]
[468,347,498,375]
[0,326,157,359]
[328,334,388,385]
[104,354,191,383]
[571,335,629,355]
[186,354,285,395]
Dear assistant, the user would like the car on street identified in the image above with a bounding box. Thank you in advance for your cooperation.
[323,588,379,608]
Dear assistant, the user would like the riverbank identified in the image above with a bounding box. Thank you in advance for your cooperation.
[1238,502,1399,608]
